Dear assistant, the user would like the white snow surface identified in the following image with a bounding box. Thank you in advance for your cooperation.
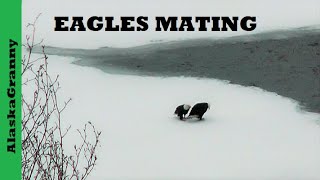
[27,55,320,180]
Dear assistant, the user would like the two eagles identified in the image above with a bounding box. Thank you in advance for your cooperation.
[174,102,210,121]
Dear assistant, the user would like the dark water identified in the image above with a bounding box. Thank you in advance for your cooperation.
[35,27,320,113]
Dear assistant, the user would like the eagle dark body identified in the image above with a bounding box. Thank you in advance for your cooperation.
[174,104,191,120]
[189,102,209,120]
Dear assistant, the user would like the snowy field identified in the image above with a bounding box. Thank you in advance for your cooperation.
[25,55,320,180]
[22,0,320,178]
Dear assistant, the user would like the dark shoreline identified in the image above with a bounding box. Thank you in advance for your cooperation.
[37,28,320,113]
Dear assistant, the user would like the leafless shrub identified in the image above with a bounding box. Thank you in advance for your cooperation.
[22,15,101,180]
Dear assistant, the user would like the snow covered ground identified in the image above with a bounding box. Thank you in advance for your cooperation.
[31,55,320,180]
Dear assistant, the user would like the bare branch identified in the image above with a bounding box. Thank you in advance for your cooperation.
[22,15,101,180]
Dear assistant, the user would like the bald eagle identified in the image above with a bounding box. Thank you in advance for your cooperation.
[189,102,210,120]
[174,104,191,120]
